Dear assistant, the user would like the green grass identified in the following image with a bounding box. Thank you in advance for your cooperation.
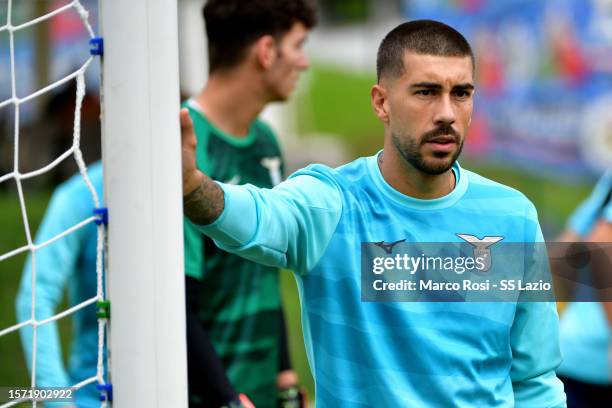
[0,189,56,386]
[297,66,382,158]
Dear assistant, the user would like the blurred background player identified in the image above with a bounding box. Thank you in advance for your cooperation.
[557,167,612,407]
[183,1,317,407]
[15,162,103,408]
[15,80,102,408]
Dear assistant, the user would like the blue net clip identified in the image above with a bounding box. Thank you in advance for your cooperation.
[94,207,108,226]
[90,37,104,56]
[97,383,113,402]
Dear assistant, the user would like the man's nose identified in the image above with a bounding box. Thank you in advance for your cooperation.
[433,94,456,127]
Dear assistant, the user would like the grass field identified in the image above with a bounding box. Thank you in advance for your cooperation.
[0,189,57,387]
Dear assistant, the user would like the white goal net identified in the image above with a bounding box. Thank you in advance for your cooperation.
[0,1,108,407]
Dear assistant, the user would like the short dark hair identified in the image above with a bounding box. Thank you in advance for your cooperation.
[203,0,317,73]
[376,20,474,82]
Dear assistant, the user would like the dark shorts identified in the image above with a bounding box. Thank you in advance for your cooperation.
[559,375,612,408]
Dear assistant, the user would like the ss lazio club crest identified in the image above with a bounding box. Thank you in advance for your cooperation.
[456,234,504,272]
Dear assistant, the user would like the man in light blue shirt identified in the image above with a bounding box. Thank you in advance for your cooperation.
[16,162,104,407]
[180,20,566,407]
[557,167,612,406]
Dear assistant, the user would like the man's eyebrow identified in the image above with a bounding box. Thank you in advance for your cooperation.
[409,82,442,89]
[453,83,475,91]
[409,82,475,91]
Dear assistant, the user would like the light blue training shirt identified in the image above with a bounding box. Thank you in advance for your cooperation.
[16,161,104,407]
[199,154,566,407]
[558,167,612,385]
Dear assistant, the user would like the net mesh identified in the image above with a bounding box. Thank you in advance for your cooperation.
[0,1,107,406]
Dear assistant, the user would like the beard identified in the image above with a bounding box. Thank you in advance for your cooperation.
[392,125,464,175]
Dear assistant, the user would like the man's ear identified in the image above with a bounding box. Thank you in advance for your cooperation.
[371,84,390,124]
[254,35,277,69]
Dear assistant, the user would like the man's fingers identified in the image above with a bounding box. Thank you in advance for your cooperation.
[180,108,195,140]
[180,107,193,130]
[180,107,204,196]
[180,108,198,152]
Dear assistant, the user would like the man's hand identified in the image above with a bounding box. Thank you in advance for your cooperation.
[180,108,225,225]
[181,108,205,196]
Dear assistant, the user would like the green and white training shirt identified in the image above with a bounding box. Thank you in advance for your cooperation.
[183,99,285,407]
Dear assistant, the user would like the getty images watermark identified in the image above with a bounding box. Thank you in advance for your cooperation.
[361,240,612,302]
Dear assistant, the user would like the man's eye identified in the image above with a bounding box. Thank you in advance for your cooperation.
[454,90,470,98]
[416,90,432,96]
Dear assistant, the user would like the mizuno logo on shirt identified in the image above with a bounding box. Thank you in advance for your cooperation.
[373,239,406,254]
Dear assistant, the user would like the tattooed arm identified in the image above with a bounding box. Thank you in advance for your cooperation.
[183,178,225,226]
[180,108,225,225]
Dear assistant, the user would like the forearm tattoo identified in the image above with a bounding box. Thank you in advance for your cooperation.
[183,177,225,226]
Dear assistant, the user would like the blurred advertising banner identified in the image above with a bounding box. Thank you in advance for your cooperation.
[404,0,612,176]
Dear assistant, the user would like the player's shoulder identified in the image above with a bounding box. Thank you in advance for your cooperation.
[464,168,524,196]
[288,157,370,193]
[463,167,536,211]
[290,162,338,184]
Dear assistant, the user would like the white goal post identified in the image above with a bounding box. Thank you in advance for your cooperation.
[99,0,188,406]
